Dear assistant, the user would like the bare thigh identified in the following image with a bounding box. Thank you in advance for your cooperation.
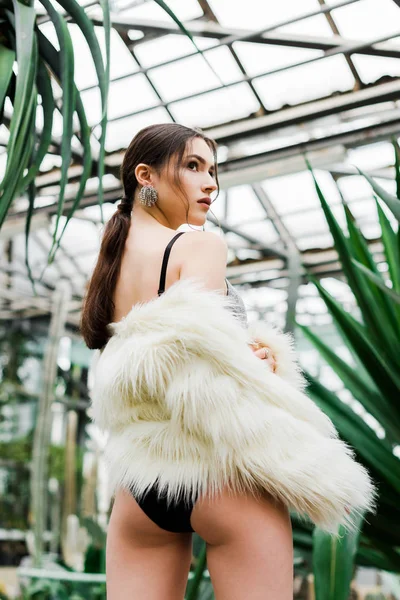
[190,487,293,600]
[106,489,192,600]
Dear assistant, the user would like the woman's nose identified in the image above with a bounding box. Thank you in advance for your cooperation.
[203,176,217,193]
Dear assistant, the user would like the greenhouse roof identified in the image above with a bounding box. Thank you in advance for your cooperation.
[1,0,400,329]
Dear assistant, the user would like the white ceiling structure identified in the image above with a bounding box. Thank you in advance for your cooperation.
[1,0,400,342]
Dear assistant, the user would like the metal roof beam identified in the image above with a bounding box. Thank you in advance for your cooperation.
[206,79,400,143]
[218,115,400,170]
[251,183,297,251]
[92,6,400,63]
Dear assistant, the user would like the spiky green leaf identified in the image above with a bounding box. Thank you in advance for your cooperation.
[310,276,400,405]
[0,43,15,110]
[306,158,398,350]
[38,0,76,260]
[352,260,400,305]
[55,0,109,214]
[298,323,399,438]
[36,30,92,267]
[358,167,400,222]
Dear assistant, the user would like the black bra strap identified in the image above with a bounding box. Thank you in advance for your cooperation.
[158,231,186,295]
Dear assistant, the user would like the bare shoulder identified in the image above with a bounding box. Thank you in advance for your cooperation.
[178,231,228,292]
[178,230,228,254]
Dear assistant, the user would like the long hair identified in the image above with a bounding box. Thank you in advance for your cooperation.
[80,123,219,350]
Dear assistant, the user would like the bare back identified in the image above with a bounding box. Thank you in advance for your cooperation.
[112,222,228,323]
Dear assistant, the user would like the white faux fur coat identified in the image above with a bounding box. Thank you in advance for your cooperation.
[90,278,376,534]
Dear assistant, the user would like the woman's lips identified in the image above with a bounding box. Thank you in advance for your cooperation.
[198,201,210,208]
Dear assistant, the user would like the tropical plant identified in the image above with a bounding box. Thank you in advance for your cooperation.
[0,0,110,278]
[297,141,400,599]
[16,576,106,599]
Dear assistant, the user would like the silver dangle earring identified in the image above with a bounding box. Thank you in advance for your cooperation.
[139,185,158,207]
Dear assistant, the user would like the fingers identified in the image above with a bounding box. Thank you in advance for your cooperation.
[253,347,277,373]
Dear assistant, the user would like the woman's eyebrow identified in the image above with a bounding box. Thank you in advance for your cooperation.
[186,154,215,171]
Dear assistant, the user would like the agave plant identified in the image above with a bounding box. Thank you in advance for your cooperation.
[0,0,110,270]
[0,0,224,282]
[298,141,400,599]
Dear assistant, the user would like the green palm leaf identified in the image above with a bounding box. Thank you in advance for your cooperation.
[0,43,15,111]
[298,324,399,439]
[310,275,400,403]
[352,260,400,305]
[306,158,399,352]
[36,29,93,267]
[0,2,36,221]
[19,58,54,192]
[306,374,400,492]
[393,138,400,200]
[358,167,400,222]
[293,521,400,572]
[55,0,107,118]
[25,178,37,295]
[55,0,109,219]
[303,150,400,585]
[0,42,38,216]
[0,0,110,269]
[344,203,400,345]
[375,196,400,326]
[185,540,207,600]
[38,0,76,261]
[376,197,400,293]
[97,0,110,223]
[1,0,35,174]
[313,510,364,600]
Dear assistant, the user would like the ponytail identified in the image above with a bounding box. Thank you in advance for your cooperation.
[80,204,132,349]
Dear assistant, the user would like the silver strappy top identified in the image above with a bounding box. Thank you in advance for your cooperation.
[226,279,248,328]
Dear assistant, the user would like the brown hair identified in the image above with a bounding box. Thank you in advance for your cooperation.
[80,123,219,350]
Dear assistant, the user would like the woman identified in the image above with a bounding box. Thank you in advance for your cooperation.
[80,123,375,600]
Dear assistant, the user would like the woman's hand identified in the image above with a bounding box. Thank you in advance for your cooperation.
[249,341,277,373]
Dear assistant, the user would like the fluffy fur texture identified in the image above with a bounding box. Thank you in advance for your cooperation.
[90,278,376,535]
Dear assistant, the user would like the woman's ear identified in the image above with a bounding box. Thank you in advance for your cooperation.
[134,163,153,187]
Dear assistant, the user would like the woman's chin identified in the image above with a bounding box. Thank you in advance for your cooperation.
[188,213,207,227]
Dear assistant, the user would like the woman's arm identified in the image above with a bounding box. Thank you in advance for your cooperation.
[178,231,228,295]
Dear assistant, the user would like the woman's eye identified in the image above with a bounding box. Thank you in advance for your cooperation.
[188,161,215,178]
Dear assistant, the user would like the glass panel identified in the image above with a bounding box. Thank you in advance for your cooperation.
[170,82,260,127]
[330,0,400,40]
[276,13,334,36]
[253,55,355,110]
[233,42,323,77]
[346,141,398,170]
[351,55,400,84]
[81,73,160,126]
[148,47,244,102]
[114,0,203,21]
[262,170,342,215]
[225,186,269,225]
[237,220,281,244]
[104,108,172,152]
[207,0,321,29]
[135,34,217,68]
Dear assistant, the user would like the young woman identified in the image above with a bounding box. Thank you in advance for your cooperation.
[80,123,375,600]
